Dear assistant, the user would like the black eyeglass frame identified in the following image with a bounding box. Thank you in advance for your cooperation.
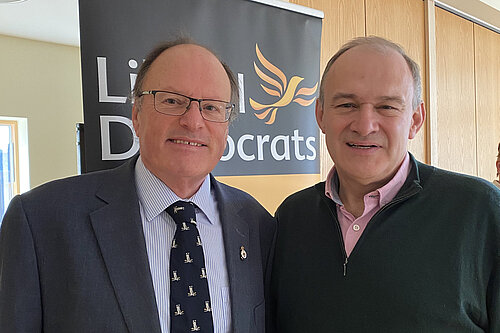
[139,90,234,123]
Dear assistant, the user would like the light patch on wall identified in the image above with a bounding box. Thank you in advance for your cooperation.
[0,116,29,193]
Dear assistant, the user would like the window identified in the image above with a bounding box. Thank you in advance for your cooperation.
[0,118,29,222]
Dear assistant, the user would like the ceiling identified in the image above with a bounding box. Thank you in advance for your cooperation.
[482,0,500,9]
[0,0,499,47]
[0,0,79,46]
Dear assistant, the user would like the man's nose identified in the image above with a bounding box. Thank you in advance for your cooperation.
[179,100,205,128]
[350,104,379,136]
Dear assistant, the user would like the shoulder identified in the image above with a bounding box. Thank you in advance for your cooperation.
[211,177,275,234]
[211,176,268,212]
[416,163,500,223]
[16,160,135,211]
[24,166,123,200]
[3,161,138,234]
[278,183,324,209]
[418,162,500,201]
[275,183,326,220]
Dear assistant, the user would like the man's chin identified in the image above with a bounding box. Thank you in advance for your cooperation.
[338,164,388,183]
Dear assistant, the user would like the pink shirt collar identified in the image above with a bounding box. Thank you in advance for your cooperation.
[325,152,411,207]
[324,153,411,256]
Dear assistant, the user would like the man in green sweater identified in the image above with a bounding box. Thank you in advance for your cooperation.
[268,36,500,332]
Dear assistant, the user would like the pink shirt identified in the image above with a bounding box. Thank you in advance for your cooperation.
[325,153,411,257]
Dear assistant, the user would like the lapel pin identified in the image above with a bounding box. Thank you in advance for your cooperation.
[240,246,247,261]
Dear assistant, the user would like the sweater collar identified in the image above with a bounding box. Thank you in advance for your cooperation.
[317,152,423,206]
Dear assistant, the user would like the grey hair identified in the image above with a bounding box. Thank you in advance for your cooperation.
[132,37,239,122]
[318,36,422,110]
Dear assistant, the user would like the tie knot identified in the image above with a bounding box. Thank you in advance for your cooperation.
[166,201,196,225]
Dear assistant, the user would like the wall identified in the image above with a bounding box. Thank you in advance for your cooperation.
[435,7,500,180]
[475,24,500,181]
[435,8,477,175]
[291,0,500,184]
[0,34,83,188]
[292,0,428,177]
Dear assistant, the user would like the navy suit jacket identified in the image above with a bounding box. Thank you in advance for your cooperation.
[0,157,275,332]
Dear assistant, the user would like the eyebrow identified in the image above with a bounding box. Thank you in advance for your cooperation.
[331,93,357,102]
[331,93,405,106]
[379,96,405,105]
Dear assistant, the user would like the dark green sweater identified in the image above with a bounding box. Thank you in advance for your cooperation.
[270,157,500,332]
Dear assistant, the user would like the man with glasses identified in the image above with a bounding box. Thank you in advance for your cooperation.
[0,39,275,333]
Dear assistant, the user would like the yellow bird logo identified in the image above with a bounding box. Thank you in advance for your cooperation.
[249,44,318,125]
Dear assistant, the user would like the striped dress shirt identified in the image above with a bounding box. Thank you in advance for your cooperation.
[135,157,231,333]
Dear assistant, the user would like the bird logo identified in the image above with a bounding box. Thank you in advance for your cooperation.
[249,44,318,125]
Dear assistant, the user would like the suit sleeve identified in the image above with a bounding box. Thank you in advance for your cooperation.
[0,195,42,332]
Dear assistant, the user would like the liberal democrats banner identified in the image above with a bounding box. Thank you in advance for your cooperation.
[78,0,322,177]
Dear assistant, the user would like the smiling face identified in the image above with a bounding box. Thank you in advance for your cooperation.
[316,45,425,190]
[132,44,231,197]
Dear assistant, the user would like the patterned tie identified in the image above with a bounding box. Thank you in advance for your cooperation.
[166,201,214,333]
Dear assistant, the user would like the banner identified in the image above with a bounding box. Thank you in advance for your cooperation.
[79,0,323,177]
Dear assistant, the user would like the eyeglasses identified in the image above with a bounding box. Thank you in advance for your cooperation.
[139,90,234,123]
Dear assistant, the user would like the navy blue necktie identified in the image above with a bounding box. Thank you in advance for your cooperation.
[166,201,214,333]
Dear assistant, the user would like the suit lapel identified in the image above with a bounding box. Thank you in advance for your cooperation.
[90,159,161,333]
[211,176,253,333]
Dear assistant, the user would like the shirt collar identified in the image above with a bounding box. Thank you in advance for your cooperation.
[325,152,411,207]
[135,156,216,224]
[325,167,342,205]
[377,153,410,206]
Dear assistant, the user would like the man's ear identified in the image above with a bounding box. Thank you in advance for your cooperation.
[408,102,426,139]
[132,104,141,138]
[315,99,326,134]
[224,123,229,140]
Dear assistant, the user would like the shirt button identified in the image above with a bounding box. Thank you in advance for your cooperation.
[353,224,360,231]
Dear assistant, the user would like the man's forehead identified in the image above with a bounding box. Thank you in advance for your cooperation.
[152,44,218,69]
[324,46,413,97]
[332,45,405,72]
[143,44,228,87]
